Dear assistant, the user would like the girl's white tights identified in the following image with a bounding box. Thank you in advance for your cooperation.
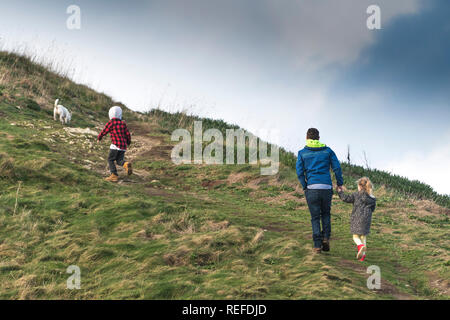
[353,234,367,247]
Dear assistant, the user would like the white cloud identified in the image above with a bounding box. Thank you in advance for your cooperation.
[145,0,421,71]
[266,0,421,69]
[382,134,450,195]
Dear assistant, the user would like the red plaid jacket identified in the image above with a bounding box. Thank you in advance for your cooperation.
[98,118,131,150]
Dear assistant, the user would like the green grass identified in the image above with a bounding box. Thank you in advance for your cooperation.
[0,50,448,300]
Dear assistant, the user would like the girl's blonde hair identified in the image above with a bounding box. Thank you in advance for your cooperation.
[357,177,374,196]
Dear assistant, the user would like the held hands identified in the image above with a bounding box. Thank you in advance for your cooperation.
[336,185,344,192]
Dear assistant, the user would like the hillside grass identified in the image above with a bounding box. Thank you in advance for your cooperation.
[0,51,449,299]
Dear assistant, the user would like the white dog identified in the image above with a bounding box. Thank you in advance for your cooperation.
[53,99,72,125]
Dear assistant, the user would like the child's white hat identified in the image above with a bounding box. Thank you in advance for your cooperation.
[109,106,122,120]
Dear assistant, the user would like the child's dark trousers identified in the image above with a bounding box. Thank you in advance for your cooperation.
[108,149,126,175]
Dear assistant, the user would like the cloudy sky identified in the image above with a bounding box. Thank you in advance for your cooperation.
[0,0,449,194]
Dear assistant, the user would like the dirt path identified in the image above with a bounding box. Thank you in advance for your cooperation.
[122,122,164,180]
[337,258,414,300]
[66,121,167,182]
[115,121,176,186]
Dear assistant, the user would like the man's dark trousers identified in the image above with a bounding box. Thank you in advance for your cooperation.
[108,149,125,175]
[305,189,333,248]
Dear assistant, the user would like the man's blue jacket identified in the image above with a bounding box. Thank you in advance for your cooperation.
[296,144,344,190]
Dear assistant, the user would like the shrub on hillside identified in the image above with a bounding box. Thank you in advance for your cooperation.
[0,153,16,179]
[16,97,41,112]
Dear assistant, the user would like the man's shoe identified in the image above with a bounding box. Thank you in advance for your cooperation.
[313,247,322,254]
[105,173,119,182]
[123,162,133,175]
[322,239,330,252]
[357,244,366,259]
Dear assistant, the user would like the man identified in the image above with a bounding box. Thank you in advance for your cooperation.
[296,128,344,254]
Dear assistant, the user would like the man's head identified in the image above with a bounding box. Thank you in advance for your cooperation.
[306,128,320,140]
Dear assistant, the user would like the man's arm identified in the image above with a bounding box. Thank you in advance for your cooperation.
[329,148,344,187]
[296,151,307,190]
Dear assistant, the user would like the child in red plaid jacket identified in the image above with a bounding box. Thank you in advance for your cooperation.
[98,106,132,182]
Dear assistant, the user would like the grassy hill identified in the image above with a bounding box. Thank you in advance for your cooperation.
[0,51,449,299]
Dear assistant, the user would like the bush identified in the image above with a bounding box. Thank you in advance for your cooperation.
[17,97,41,111]
[341,163,450,208]
[0,153,15,179]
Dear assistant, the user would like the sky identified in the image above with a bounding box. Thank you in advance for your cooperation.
[0,0,449,194]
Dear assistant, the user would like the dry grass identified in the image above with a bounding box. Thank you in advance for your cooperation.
[0,49,448,300]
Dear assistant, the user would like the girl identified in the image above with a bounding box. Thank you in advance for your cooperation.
[338,177,376,261]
